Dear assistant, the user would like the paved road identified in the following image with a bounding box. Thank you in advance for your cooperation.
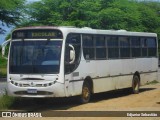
[158,68,160,82]
[0,79,6,96]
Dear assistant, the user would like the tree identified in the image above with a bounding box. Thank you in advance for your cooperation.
[0,0,26,34]
[23,0,160,32]
[99,0,142,31]
[22,0,102,28]
[17,0,160,39]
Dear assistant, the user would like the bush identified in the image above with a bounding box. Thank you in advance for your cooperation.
[0,52,7,77]
[0,95,15,110]
[0,45,1,53]
[0,53,7,67]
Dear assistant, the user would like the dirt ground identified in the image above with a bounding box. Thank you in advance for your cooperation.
[1,83,160,120]
[69,83,160,111]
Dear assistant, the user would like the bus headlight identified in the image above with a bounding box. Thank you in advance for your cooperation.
[10,81,18,86]
[11,81,14,84]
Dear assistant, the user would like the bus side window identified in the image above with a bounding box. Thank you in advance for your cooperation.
[131,37,141,58]
[119,36,130,58]
[83,35,95,60]
[95,35,106,59]
[147,38,157,57]
[107,36,119,59]
[141,38,148,57]
[65,33,81,74]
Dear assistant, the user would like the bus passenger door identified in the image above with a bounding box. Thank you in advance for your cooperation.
[64,33,81,96]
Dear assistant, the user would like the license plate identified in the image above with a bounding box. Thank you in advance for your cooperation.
[27,89,37,94]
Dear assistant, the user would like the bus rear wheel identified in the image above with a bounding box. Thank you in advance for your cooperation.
[132,75,140,94]
[79,82,91,104]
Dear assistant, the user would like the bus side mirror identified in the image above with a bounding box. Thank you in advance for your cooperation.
[2,39,11,59]
[69,44,75,64]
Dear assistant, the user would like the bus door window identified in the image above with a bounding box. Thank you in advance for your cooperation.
[65,33,81,74]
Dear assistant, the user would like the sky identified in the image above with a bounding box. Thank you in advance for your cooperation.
[27,0,40,3]
[0,0,160,45]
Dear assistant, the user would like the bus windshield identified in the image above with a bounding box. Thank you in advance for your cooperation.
[9,40,62,74]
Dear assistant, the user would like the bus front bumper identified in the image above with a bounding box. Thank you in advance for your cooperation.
[7,81,66,98]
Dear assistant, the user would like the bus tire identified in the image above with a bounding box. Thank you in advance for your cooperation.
[132,75,140,94]
[79,81,91,104]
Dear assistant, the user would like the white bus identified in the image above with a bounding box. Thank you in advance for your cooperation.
[2,26,158,103]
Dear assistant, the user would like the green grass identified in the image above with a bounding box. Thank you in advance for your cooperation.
[0,53,7,77]
[146,80,159,85]
[0,53,13,110]
[0,67,7,77]
[0,53,14,110]
[0,95,15,110]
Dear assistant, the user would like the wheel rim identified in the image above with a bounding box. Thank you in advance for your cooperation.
[82,86,90,101]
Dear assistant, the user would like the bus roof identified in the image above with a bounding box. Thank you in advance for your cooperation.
[14,26,157,37]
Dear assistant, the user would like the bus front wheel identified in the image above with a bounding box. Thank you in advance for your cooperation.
[132,75,140,94]
[79,81,91,104]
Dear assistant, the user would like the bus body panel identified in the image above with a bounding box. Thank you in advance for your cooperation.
[65,57,158,95]
[4,26,158,99]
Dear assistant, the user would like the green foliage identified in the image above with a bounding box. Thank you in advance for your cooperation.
[0,55,7,67]
[0,47,7,77]
[0,95,15,110]
[23,0,102,28]
[0,67,7,77]
[0,0,26,34]
[100,0,142,31]
[0,45,7,67]
[22,0,160,33]
[0,45,1,54]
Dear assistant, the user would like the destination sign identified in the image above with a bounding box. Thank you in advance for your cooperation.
[31,32,56,37]
[12,29,63,39]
